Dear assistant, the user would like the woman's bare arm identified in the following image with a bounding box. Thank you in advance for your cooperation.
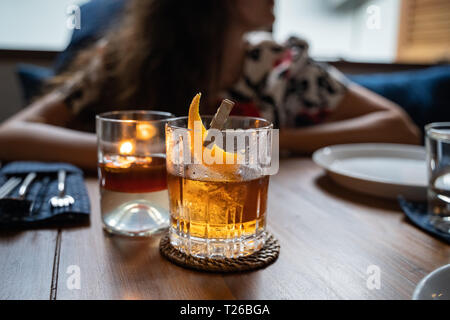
[0,81,421,167]
[0,40,108,170]
[279,83,421,153]
[0,91,97,170]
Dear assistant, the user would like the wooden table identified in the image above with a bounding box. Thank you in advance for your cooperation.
[1,158,449,300]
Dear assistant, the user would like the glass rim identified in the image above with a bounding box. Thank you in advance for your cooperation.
[165,115,273,131]
[425,122,450,141]
[96,110,175,124]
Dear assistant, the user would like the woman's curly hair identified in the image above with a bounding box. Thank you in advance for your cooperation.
[48,0,232,132]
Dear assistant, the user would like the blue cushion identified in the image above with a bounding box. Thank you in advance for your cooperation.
[17,64,55,103]
[348,65,450,130]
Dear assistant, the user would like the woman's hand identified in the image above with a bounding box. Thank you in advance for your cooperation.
[280,83,421,154]
[0,91,98,170]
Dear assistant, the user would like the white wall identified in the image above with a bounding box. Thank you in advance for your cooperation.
[0,0,89,51]
[273,0,401,62]
[0,0,400,61]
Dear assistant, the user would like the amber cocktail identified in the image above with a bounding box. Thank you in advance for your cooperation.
[166,115,275,258]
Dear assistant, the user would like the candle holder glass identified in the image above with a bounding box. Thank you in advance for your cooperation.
[96,111,174,237]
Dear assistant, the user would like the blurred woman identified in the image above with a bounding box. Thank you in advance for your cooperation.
[0,0,420,169]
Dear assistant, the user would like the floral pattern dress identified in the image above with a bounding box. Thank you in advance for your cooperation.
[226,32,348,128]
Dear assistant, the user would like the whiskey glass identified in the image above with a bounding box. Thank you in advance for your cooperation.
[165,116,276,258]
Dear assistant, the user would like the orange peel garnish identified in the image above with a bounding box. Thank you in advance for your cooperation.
[187,93,240,168]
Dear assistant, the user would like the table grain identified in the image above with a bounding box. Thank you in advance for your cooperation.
[1,158,449,299]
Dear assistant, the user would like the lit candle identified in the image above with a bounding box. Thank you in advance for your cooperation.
[119,141,134,155]
[103,140,136,169]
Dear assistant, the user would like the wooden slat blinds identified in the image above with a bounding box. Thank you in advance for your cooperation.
[397,0,450,63]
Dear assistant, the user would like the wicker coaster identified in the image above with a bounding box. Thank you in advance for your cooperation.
[159,232,280,273]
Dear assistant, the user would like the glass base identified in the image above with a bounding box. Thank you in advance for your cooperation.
[169,228,267,259]
[102,199,169,237]
[429,215,450,234]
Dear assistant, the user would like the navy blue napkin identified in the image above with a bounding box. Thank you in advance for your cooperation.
[0,161,90,228]
[399,197,450,244]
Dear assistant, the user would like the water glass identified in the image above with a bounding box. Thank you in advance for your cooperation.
[426,122,450,233]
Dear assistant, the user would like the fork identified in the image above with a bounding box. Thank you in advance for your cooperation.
[49,170,75,208]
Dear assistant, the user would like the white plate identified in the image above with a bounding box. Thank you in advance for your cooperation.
[413,264,450,300]
[312,143,427,201]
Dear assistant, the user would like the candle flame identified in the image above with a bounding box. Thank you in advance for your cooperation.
[119,141,134,155]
